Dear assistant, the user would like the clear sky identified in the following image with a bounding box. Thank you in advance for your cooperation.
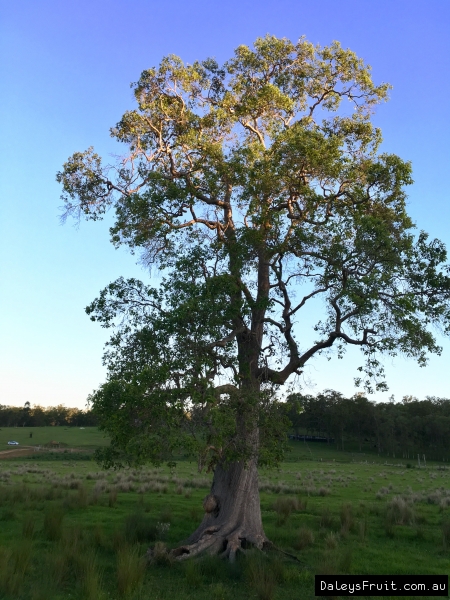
[1,0,449,409]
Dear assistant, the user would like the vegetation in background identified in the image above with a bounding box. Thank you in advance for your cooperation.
[284,391,450,460]
[0,402,97,428]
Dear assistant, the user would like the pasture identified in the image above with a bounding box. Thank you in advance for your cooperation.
[0,426,108,451]
[0,432,449,599]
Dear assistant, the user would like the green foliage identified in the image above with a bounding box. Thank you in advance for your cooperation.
[58,35,450,473]
[0,404,97,427]
[285,391,450,460]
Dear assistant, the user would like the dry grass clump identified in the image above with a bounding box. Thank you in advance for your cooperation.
[376,486,390,499]
[272,497,299,525]
[147,541,173,566]
[86,471,107,481]
[109,486,118,507]
[93,480,107,494]
[324,531,339,550]
[439,497,450,511]
[385,496,415,526]
[117,481,135,492]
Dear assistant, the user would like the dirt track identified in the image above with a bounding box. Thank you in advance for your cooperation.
[0,446,36,459]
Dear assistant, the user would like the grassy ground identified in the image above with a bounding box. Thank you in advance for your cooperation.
[0,426,108,450]
[0,438,449,599]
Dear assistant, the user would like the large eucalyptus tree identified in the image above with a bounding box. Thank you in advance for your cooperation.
[58,36,450,559]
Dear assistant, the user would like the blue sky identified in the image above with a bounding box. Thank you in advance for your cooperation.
[1,0,449,408]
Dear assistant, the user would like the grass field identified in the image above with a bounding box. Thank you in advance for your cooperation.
[0,426,109,451]
[0,433,449,599]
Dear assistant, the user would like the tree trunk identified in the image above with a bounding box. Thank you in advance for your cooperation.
[167,244,270,561]
[171,456,267,561]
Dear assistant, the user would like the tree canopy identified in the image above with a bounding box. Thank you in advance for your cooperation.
[58,35,450,557]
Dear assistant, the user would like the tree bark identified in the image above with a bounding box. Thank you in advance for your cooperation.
[171,456,267,561]
[170,397,267,561]
[167,229,271,561]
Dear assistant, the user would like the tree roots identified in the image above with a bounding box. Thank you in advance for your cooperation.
[147,525,267,563]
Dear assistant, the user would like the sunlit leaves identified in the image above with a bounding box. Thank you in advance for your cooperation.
[59,35,450,467]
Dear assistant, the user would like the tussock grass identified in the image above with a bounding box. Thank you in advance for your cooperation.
[43,507,64,540]
[340,502,354,534]
[358,518,368,543]
[272,496,298,525]
[293,526,315,550]
[116,545,146,597]
[124,510,158,543]
[183,559,203,588]
[109,486,118,507]
[316,549,337,575]
[211,581,230,600]
[320,507,334,529]
[324,531,339,550]
[22,514,35,538]
[386,496,415,525]
[338,546,353,573]
[245,551,276,600]
[77,549,105,600]
[149,541,172,566]
[0,542,32,597]
[442,520,450,550]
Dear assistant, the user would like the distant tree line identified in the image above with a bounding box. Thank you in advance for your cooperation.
[0,402,98,427]
[284,391,450,461]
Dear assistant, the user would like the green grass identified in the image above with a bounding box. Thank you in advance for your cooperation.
[0,426,108,450]
[0,441,449,599]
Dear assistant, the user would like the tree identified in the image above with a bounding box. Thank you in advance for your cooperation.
[57,35,450,559]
